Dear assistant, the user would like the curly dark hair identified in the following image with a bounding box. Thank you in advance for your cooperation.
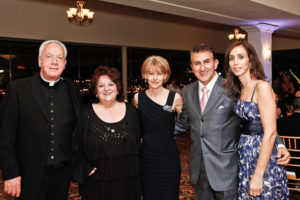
[223,40,265,101]
[90,66,124,102]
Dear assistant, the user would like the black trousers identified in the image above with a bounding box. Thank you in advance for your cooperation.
[36,164,71,200]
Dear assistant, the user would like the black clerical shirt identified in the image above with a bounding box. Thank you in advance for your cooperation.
[40,76,76,167]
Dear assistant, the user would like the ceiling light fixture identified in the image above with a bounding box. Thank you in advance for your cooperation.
[228,28,246,41]
[66,1,94,25]
[0,54,17,60]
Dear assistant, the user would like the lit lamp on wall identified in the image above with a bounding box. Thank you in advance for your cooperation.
[263,47,272,61]
[228,28,246,41]
[66,1,94,25]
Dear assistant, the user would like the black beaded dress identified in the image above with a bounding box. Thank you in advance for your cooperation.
[138,90,181,200]
[73,103,141,200]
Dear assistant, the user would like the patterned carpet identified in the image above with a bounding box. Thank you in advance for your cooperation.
[1,132,299,199]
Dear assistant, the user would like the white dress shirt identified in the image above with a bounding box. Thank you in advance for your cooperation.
[198,72,218,101]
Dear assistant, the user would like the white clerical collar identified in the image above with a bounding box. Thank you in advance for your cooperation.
[40,73,63,87]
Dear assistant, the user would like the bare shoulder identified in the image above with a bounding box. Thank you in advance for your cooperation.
[164,88,171,95]
[132,93,139,108]
[133,92,139,99]
[256,80,273,94]
[255,80,275,101]
[174,92,182,103]
[173,92,183,114]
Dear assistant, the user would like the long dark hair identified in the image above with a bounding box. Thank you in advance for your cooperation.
[223,41,265,100]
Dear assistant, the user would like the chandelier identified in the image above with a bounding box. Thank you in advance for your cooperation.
[228,28,246,41]
[66,1,94,25]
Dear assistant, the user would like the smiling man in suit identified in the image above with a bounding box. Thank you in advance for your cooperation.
[175,44,290,200]
[0,40,81,199]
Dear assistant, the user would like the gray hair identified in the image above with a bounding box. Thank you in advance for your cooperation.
[39,40,67,59]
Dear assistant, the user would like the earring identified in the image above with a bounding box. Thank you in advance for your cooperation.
[96,94,98,98]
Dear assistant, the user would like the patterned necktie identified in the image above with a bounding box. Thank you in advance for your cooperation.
[201,86,209,112]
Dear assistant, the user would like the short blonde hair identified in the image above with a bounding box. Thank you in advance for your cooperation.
[141,55,171,83]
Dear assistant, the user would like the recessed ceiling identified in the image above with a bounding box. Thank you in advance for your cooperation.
[99,0,300,39]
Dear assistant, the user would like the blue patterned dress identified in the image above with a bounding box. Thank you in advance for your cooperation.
[236,87,289,200]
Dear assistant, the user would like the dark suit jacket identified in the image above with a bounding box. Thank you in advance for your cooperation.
[175,77,241,191]
[277,112,300,177]
[0,74,81,199]
[277,113,300,137]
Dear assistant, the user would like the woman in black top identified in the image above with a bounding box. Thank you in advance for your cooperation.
[133,56,183,200]
[73,66,141,200]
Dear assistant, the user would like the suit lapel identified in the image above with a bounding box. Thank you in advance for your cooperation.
[202,76,224,116]
[29,74,50,122]
[191,81,202,114]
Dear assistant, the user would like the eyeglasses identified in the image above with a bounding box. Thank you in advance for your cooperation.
[43,55,65,62]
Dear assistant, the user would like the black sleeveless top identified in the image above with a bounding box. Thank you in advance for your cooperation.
[138,90,180,200]
[138,90,178,156]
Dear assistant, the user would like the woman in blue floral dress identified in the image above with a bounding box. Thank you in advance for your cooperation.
[223,41,289,199]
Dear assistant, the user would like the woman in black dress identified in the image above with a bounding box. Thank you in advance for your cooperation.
[73,66,141,200]
[133,56,183,200]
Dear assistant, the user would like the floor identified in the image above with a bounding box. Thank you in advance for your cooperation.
[1,132,299,199]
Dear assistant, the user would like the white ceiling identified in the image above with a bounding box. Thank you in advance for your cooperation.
[99,0,300,39]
